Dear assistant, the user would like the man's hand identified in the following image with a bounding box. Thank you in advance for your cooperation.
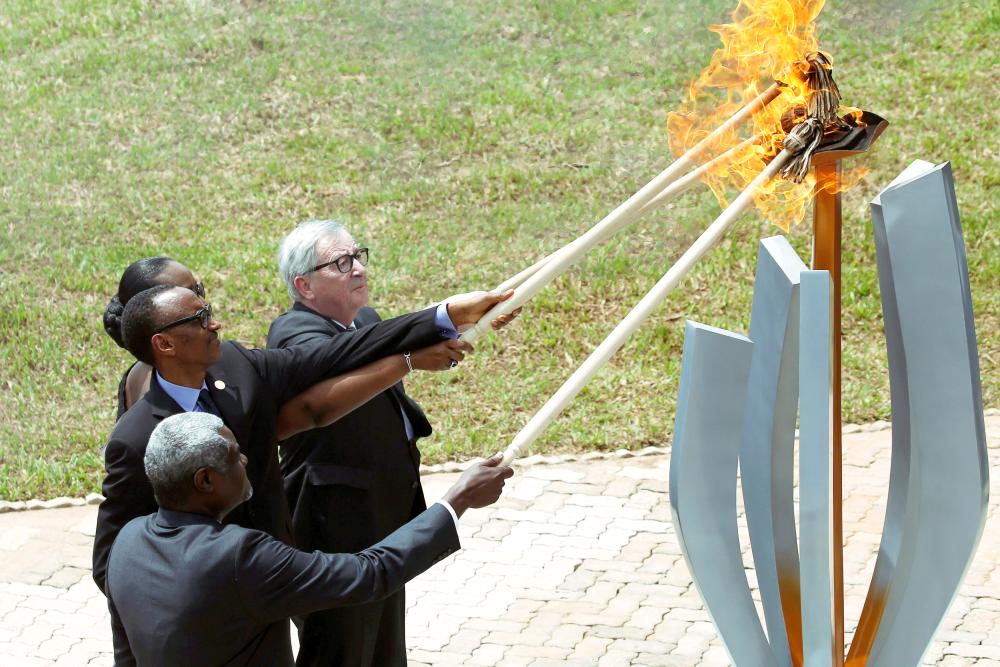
[442,453,514,517]
[410,340,473,372]
[446,290,521,330]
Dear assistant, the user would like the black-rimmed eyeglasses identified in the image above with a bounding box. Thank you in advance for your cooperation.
[155,304,214,333]
[308,248,369,274]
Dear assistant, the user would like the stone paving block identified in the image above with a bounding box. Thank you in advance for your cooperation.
[19,595,82,614]
[627,605,669,631]
[571,634,612,659]
[620,466,665,481]
[566,612,631,627]
[936,654,976,666]
[545,623,587,648]
[589,624,649,640]
[650,618,688,643]
[637,479,668,493]
[463,618,526,633]
[528,611,567,628]
[0,653,48,667]
[605,478,641,497]
[597,528,638,551]
[53,654,101,667]
[672,630,711,658]
[408,648,468,664]
[495,656,534,667]
[506,478,550,502]
[600,569,664,585]
[565,495,626,508]
[484,630,551,647]
[0,582,62,599]
[33,634,76,660]
[523,468,586,483]
[609,638,676,655]
[468,642,508,665]
[636,652,698,666]
[16,620,59,646]
[477,519,515,540]
[597,649,638,666]
[507,643,572,659]
[502,598,544,622]
[945,642,1000,660]
[550,505,590,525]
[606,593,645,617]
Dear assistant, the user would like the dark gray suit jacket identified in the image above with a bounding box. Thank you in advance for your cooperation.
[268,304,433,553]
[107,504,459,667]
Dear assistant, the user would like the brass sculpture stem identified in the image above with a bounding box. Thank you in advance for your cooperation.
[812,160,845,667]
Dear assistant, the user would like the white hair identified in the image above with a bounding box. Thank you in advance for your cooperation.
[144,412,231,507]
[277,219,346,302]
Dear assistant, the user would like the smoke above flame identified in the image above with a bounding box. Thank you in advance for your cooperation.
[667,0,862,231]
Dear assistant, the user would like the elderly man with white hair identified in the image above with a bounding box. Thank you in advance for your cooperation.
[267,219,519,666]
[106,412,512,667]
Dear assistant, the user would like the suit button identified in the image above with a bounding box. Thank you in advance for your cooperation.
[411,481,419,489]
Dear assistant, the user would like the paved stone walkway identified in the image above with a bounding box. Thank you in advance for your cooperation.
[1,414,998,666]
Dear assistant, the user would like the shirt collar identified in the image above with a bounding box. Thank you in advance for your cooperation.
[155,508,220,529]
[155,372,208,412]
[290,302,356,330]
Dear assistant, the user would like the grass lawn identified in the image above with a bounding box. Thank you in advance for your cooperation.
[0,0,996,500]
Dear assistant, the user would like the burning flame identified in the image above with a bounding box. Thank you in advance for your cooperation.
[667,0,864,230]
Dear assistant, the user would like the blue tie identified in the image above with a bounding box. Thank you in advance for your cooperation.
[196,388,222,418]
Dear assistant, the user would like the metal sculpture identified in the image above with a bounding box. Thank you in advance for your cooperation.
[670,160,988,666]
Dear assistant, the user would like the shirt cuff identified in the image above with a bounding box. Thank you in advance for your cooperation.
[434,303,459,339]
[433,499,460,530]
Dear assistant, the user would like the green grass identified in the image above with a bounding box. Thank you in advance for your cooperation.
[0,0,996,500]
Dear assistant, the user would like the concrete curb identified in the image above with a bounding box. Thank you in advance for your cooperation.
[4,411,996,513]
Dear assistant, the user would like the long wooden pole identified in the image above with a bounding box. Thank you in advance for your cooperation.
[463,84,783,343]
[496,136,761,293]
[500,149,794,465]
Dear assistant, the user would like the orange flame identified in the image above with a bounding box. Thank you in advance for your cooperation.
[667,0,864,230]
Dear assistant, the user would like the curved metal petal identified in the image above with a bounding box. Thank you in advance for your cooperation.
[849,161,989,667]
[798,270,835,666]
[671,320,778,667]
[740,236,808,667]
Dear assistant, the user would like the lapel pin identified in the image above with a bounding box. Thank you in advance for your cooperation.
[214,380,226,390]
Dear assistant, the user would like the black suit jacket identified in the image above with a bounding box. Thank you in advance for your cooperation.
[267,304,434,554]
[107,504,459,667]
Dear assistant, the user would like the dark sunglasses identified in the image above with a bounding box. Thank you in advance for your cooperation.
[308,248,369,274]
[190,281,205,299]
[155,303,214,333]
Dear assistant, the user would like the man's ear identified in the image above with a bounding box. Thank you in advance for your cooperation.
[192,468,214,494]
[293,275,314,301]
[151,332,176,358]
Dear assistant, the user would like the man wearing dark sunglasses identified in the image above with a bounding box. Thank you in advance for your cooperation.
[268,220,521,667]
[93,281,513,666]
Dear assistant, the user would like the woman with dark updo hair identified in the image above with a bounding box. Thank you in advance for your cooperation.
[104,257,204,417]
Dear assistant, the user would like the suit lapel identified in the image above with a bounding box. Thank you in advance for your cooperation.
[146,374,183,420]
[205,368,247,444]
